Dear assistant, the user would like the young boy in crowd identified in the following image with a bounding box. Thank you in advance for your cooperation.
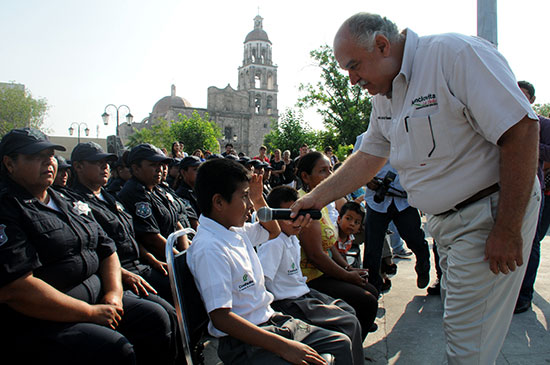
[257,186,364,365]
[335,201,365,260]
[186,158,353,364]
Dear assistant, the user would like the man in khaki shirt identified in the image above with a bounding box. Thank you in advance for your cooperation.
[292,12,540,365]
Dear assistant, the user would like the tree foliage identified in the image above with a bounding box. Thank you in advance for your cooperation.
[534,103,550,118]
[0,85,48,137]
[297,44,372,145]
[263,108,318,158]
[126,111,222,153]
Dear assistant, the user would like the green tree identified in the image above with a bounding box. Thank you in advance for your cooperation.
[0,85,48,136]
[297,44,372,145]
[534,103,550,117]
[126,111,222,154]
[263,108,318,158]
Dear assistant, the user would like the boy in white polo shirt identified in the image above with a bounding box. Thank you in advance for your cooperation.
[257,186,365,365]
[186,158,353,364]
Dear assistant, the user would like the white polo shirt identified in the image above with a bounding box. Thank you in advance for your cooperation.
[186,215,273,338]
[257,233,310,301]
[360,29,538,215]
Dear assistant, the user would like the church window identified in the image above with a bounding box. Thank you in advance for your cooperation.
[224,126,233,140]
[267,73,273,89]
[255,96,261,114]
[255,74,261,89]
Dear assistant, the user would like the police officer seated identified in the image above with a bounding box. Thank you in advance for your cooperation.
[117,143,189,261]
[105,150,131,195]
[175,155,202,229]
[0,128,176,365]
[70,142,176,303]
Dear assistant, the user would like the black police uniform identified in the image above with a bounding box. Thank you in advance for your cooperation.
[105,176,127,194]
[0,178,175,364]
[118,177,180,240]
[70,180,174,303]
[175,180,201,218]
[159,181,195,228]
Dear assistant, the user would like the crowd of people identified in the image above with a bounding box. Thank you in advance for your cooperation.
[0,11,547,365]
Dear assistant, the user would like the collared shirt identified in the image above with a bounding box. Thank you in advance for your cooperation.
[360,29,538,214]
[175,180,201,218]
[186,216,272,338]
[364,162,409,213]
[257,233,309,301]
[118,177,179,238]
[71,181,140,267]
[0,178,116,295]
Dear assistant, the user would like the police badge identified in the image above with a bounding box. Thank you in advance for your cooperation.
[135,202,152,219]
[0,224,7,246]
[73,201,91,215]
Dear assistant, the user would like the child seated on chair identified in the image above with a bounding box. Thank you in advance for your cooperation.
[335,201,365,262]
[257,186,364,365]
[186,158,353,364]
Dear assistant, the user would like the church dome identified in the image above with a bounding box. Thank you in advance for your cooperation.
[245,28,271,44]
[244,14,271,44]
[152,85,192,115]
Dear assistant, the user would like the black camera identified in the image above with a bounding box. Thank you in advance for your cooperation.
[373,171,396,203]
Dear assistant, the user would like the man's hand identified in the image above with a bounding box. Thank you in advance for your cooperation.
[277,339,327,365]
[484,224,524,274]
[289,191,324,219]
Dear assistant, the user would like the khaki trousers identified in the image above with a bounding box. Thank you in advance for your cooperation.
[427,181,541,365]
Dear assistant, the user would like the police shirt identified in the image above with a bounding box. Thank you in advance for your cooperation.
[186,216,272,338]
[175,180,201,217]
[257,232,309,301]
[158,182,194,228]
[70,181,141,267]
[360,29,538,215]
[0,178,116,297]
[118,177,179,238]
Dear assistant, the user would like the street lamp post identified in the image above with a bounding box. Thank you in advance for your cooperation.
[68,122,90,144]
[101,104,133,138]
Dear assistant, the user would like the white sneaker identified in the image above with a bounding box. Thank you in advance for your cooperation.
[393,248,413,259]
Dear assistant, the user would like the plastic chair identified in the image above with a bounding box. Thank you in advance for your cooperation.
[166,228,209,365]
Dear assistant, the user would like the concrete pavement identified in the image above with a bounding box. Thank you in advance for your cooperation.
[202,235,550,364]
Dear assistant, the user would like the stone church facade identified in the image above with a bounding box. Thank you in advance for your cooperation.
[119,15,278,156]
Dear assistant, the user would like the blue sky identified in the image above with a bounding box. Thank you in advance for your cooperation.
[1,0,548,138]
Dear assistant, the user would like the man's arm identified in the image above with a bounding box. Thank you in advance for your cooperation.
[210,308,327,365]
[291,151,387,215]
[485,116,539,274]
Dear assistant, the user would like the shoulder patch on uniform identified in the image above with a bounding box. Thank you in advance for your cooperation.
[0,224,7,246]
[73,201,91,215]
[135,202,152,219]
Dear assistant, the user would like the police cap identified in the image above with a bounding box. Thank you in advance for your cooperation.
[179,155,202,169]
[128,143,172,165]
[55,155,71,169]
[0,128,66,158]
[71,142,117,162]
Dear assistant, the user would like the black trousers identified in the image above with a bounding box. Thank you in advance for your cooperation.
[363,202,430,290]
[3,291,176,365]
[307,274,378,340]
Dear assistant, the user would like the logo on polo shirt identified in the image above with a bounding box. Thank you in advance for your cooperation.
[238,273,255,291]
[412,93,438,110]
[287,262,299,276]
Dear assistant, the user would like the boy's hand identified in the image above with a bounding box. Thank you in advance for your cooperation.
[249,172,264,205]
[278,339,327,365]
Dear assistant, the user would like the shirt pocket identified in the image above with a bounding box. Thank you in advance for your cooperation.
[404,110,454,165]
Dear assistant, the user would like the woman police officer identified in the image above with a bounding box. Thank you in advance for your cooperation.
[0,128,176,364]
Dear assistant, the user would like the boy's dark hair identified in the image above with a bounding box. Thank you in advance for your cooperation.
[195,158,251,216]
[518,80,535,99]
[339,201,365,220]
[266,185,298,208]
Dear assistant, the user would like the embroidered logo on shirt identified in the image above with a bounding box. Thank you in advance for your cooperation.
[412,93,438,110]
[0,224,8,246]
[135,202,152,219]
[287,262,299,276]
[73,201,91,215]
[238,273,255,291]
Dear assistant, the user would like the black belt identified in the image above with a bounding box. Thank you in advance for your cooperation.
[435,183,500,216]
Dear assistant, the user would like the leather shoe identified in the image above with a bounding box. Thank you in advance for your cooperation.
[514,300,531,314]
